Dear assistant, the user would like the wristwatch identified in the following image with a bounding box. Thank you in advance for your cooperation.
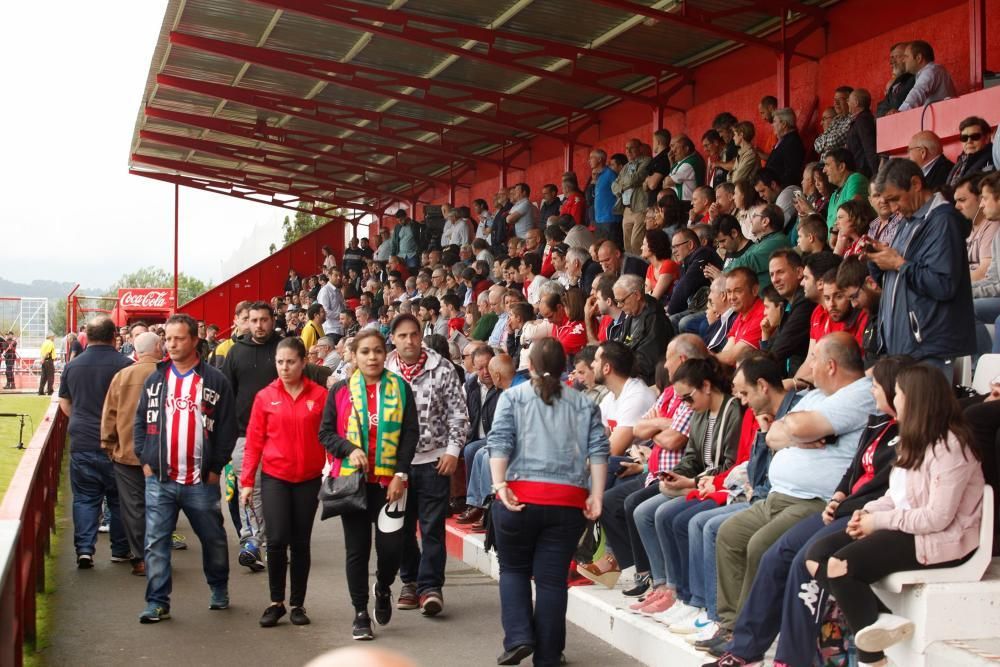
[394,472,409,481]
[491,481,508,493]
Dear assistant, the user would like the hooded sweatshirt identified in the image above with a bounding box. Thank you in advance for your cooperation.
[221,332,328,436]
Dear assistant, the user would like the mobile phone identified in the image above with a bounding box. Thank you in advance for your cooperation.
[793,190,804,200]
[658,471,677,481]
[864,243,878,253]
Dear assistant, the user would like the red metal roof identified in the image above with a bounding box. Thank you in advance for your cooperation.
[129,0,831,218]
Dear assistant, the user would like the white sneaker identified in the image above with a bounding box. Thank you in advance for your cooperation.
[667,606,703,633]
[686,620,719,644]
[653,601,696,626]
[855,613,914,653]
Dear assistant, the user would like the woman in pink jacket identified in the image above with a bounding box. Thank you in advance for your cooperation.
[804,364,985,667]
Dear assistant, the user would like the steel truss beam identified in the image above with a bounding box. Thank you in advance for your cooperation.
[156,74,511,166]
[144,106,461,188]
[171,32,585,142]
[252,0,691,108]
[130,169,359,221]
[131,153,384,215]
[139,129,423,201]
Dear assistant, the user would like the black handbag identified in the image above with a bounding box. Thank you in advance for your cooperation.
[318,471,367,520]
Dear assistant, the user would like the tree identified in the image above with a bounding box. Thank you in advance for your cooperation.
[281,203,340,247]
[50,298,67,336]
[108,267,213,305]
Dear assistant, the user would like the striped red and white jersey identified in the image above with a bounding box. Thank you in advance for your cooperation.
[164,364,204,485]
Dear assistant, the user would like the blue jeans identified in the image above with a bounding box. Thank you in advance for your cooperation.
[465,444,492,508]
[464,439,488,488]
[70,450,128,557]
[689,502,747,619]
[633,493,680,587]
[605,455,636,489]
[973,298,1000,354]
[659,498,720,602]
[494,503,586,666]
[400,461,452,595]
[680,312,709,337]
[144,475,229,607]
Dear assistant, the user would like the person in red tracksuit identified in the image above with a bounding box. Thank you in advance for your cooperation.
[241,337,328,628]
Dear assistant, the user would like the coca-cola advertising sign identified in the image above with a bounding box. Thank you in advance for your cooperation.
[118,289,176,310]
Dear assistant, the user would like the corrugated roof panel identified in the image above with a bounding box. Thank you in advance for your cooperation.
[497,0,637,47]
[162,45,247,84]
[350,34,457,78]
[263,10,372,62]
[149,87,225,118]
[177,0,278,45]
[236,63,324,99]
[395,0,527,28]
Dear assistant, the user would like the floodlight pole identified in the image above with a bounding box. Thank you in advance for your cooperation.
[174,183,179,306]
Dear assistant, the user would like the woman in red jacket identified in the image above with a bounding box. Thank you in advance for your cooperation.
[241,337,329,628]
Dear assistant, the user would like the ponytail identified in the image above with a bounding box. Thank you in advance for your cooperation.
[530,338,566,405]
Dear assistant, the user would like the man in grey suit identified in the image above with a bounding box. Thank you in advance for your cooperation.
[612,138,652,256]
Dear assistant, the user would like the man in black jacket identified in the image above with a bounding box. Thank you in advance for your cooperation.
[221,301,327,571]
[761,249,813,377]
[133,313,237,623]
[876,42,916,117]
[765,107,805,188]
[456,347,501,527]
[907,131,954,191]
[846,89,879,179]
[612,274,674,385]
[667,227,723,318]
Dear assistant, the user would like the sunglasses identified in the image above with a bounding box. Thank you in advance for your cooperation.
[678,389,698,404]
[960,132,984,142]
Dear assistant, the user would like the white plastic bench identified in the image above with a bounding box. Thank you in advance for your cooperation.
[879,485,994,593]
[874,486,999,666]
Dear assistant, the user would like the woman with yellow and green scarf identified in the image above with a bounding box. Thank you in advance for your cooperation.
[318,329,419,641]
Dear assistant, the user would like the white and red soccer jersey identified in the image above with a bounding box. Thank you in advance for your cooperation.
[164,365,204,485]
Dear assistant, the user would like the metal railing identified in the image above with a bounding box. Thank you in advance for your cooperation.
[0,398,67,667]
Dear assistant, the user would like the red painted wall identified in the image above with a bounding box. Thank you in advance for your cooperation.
[178,219,346,335]
[424,0,998,209]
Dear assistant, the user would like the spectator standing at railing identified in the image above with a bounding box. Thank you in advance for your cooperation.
[2,332,16,389]
[876,42,915,117]
[896,40,957,112]
[58,315,132,569]
[389,209,420,270]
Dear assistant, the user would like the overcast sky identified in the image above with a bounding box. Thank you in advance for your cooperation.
[0,1,288,291]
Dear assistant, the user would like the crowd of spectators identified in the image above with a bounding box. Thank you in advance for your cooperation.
[61,36,1000,665]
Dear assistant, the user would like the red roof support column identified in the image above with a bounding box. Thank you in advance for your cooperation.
[970,0,986,91]
[776,16,790,108]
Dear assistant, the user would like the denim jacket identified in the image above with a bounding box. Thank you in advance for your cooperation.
[487,382,609,490]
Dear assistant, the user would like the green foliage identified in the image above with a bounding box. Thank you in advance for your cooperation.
[281,203,340,247]
[50,298,67,336]
[107,267,213,305]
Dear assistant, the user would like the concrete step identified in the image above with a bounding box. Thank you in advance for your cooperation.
[926,638,1000,666]
[445,519,711,667]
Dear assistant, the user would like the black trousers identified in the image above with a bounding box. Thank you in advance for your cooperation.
[341,482,405,611]
[260,472,321,607]
[38,359,54,395]
[806,528,970,663]
[113,462,146,562]
[4,360,13,387]
[963,395,1000,545]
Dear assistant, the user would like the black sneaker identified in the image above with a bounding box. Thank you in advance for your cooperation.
[290,607,310,626]
[622,573,651,598]
[373,582,393,626]
[696,629,732,657]
[352,610,375,640]
[77,554,94,569]
[259,603,287,627]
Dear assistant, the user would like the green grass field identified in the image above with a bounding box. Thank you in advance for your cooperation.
[0,395,54,500]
